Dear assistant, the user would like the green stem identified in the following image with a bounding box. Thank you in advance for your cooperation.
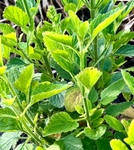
[22,0,32,23]
[90,0,98,68]
[3,75,43,137]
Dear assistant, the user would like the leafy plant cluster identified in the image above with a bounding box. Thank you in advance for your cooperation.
[1,0,134,149]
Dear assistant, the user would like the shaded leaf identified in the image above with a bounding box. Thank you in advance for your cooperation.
[96,138,112,150]
[0,131,22,150]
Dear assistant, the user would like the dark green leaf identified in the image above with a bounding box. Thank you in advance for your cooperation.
[96,138,112,150]
[102,58,113,72]
[106,102,133,117]
[88,87,98,103]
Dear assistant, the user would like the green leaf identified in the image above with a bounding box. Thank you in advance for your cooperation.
[14,64,34,95]
[31,82,71,106]
[0,108,22,132]
[88,87,98,103]
[110,139,129,150]
[39,101,54,114]
[3,6,29,28]
[96,138,112,150]
[102,58,113,72]
[113,33,134,52]
[0,131,22,150]
[115,45,134,57]
[43,112,79,136]
[15,144,36,150]
[84,126,107,140]
[46,144,61,150]
[91,109,104,121]
[89,6,125,39]
[51,50,74,74]
[101,79,125,105]
[6,57,26,70]
[104,115,124,132]
[121,70,134,95]
[16,0,36,13]
[75,67,102,91]
[64,3,77,13]
[49,91,66,108]
[106,102,133,117]
[0,78,9,98]
[61,0,84,12]
[54,63,72,79]
[82,137,98,150]
[0,37,3,67]
[124,120,134,147]
[75,105,84,114]
[62,135,84,150]
[0,23,15,35]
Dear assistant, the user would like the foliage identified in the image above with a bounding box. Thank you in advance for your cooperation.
[0,0,134,149]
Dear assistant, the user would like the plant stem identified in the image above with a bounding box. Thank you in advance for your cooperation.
[22,0,32,23]
[90,0,98,68]
[79,38,91,127]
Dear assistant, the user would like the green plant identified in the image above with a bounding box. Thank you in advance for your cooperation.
[1,0,134,149]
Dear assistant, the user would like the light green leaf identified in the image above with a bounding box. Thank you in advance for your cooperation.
[124,120,134,147]
[43,112,79,136]
[110,139,129,150]
[0,78,9,98]
[14,64,34,95]
[90,6,125,39]
[43,32,73,52]
[101,79,125,105]
[0,66,7,76]
[1,32,17,49]
[51,50,74,74]
[31,82,71,105]
[62,135,84,150]
[3,6,29,28]
[104,115,124,132]
[1,97,16,106]
[121,70,134,95]
[91,109,104,121]
[69,10,82,33]
[2,45,10,61]
[115,45,134,57]
[75,105,84,114]
[15,144,36,150]
[0,131,22,150]
[106,102,133,117]
[84,126,107,140]
[0,23,15,35]
[64,3,77,13]
[46,144,60,150]
[61,0,84,12]
[78,21,89,41]
[75,67,102,91]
